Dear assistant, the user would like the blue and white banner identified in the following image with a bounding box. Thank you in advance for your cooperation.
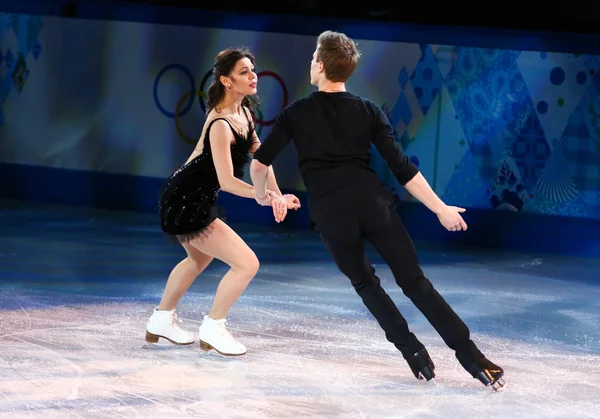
[2,13,600,220]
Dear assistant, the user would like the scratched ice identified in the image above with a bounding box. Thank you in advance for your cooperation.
[1,201,599,418]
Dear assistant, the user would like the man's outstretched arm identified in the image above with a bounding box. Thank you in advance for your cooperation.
[371,104,467,231]
[370,105,420,186]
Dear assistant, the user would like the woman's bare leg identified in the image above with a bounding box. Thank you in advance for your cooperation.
[187,219,259,355]
[157,243,214,310]
[145,242,213,345]
[188,219,259,319]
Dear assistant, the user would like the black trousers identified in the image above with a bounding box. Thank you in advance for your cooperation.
[308,182,483,369]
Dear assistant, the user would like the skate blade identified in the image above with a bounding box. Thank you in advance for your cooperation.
[418,367,435,381]
[417,373,436,382]
[142,342,189,350]
[198,351,248,364]
[490,378,506,392]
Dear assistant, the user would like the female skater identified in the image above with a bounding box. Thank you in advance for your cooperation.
[145,47,299,356]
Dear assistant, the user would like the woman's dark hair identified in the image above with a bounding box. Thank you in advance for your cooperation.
[206,47,259,114]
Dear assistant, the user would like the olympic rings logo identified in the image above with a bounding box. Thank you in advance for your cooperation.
[153,63,289,144]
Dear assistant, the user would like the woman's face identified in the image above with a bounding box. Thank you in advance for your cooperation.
[222,57,257,96]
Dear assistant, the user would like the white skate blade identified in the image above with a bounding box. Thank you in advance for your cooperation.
[141,342,194,350]
[490,377,506,392]
[200,350,248,363]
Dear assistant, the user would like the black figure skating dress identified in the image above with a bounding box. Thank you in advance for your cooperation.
[159,115,255,243]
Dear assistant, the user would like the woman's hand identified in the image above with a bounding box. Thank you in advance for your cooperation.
[254,190,288,223]
[269,192,288,223]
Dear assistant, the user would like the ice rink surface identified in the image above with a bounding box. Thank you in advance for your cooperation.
[1,201,599,418]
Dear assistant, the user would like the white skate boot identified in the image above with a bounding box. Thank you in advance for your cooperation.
[145,307,194,345]
[198,315,246,356]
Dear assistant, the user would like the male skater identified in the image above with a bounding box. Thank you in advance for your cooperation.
[250,30,504,390]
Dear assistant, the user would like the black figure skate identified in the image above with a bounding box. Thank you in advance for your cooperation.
[407,348,435,381]
[468,357,505,391]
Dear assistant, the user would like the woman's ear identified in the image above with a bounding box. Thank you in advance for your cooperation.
[219,75,230,88]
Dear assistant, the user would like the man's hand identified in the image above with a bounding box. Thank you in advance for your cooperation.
[436,205,468,232]
[282,194,301,210]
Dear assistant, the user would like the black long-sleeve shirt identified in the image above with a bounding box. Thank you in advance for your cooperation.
[253,91,419,199]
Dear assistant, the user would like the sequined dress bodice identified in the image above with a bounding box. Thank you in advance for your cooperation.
[172,119,253,184]
[159,117,255,241]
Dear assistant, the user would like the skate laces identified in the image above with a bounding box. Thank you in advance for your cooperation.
[170,312,185,331]
[214,319,239,344]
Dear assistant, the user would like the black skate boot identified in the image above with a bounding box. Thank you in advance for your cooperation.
[407,348,435,381]
[468,357,505,391]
